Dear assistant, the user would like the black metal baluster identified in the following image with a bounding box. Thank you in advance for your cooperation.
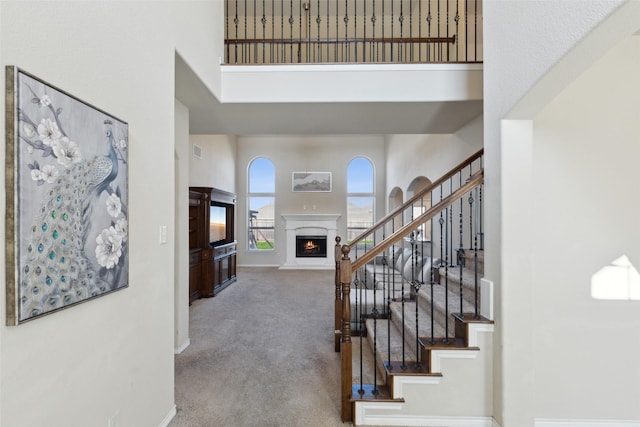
[473,186,480,318]
[271,0,274,63]
[427,0,433,61]
[371,0,376,62]
[418,0,422,62]
[354,0,358,62]
[401,246,406,370]
[261,0,266,63]
[475,0,478,61]
[437,0,441,61]
[469,163,474,249]
[464,0,468,62]
[234,0,239,63]
[289,0,293,63]
[354,274,363,394]
[316,0,321,62]
[445,0,449,62]
[343,0,349,62]
[387,223,393,371]
[335,0,338,62]
[434,185,444,344]
[454,0,460,62]
[458,190,464,317]
[362,0,366,62]
[280,0,284,63]
[443,204,450,344]
[409,0,413,62]
[226,0,229,63]
[244,0,248,62]
[326,0,330,62]
[399,0,404,62]
[253,0,257,63]
[382,0,385,62]
[449,177,454,266]
[299,0,302,63]
[390,0,394,61]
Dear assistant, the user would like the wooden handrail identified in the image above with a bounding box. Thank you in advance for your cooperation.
[349,148,483,249]
[352,169,483,272]
[225,36,455,45]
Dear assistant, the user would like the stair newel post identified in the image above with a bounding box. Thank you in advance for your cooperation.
[334,236,342,353]
[340,244,354,423]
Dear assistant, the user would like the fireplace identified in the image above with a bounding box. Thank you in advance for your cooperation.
[281,214,340,269]
[296,235,328,258]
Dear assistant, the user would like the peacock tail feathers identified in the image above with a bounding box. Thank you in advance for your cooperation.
[19,134,119,320]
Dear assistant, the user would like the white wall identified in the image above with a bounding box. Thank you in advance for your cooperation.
[531,34,640,421]
[385,115,483,199]
[235,135,385,266]
[483,1,636,425]
[0,2,223,426]
[189,135,238,193]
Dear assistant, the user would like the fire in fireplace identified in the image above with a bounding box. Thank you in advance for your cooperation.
[295,235,328,258]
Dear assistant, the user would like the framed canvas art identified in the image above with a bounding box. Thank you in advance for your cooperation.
[292,172,331,192]
[5,66,129,325]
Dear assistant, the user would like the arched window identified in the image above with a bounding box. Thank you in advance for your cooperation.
[248,157,275,251]
[347,157,375,242]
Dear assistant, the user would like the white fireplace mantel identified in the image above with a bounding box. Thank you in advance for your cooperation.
[280,214,341,269]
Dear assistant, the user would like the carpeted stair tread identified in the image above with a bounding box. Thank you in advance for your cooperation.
[388,300,447,354]
[416,284,475,337]
[364,317,417,376]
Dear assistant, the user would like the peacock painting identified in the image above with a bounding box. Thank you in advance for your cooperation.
[5,67,128,324]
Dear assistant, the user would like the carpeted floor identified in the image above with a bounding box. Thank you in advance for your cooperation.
[171,267,350,427]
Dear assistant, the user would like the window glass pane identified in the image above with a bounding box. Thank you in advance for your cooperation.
[249,157,275,193]
[347,196,374,242]
[347,157,373,193]
[248,197,275,250]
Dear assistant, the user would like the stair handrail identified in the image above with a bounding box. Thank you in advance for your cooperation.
[349,148,483,250]
[351,169,483,272]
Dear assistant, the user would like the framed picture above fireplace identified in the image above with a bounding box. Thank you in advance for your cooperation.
[292,172,331,192]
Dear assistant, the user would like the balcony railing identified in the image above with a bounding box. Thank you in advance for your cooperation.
[225,0,482,64]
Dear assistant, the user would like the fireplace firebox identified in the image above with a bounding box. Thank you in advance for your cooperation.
[296,235,328,258]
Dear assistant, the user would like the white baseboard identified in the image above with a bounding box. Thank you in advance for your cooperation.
[236,263,280,268]
[355,408,496,427]
[158,405,177,427]
[535,419,640,427]
[174,338,191,354]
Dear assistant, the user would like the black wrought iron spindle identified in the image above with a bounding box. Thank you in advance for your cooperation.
[459,173,464,316]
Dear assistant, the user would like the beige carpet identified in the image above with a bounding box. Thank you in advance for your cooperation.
[171,267,350,427]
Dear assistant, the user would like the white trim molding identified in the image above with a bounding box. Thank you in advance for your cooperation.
[174,338,191,355]
[391,374,442,399]
[355,407,496,427]
[535,419,640,427]
[158,405,177,427]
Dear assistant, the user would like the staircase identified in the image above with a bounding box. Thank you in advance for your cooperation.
[334,149,494,425]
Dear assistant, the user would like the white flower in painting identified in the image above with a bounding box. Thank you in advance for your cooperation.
[27,145,34,154]
[95,227,123,269]
[37,118,61,147]
[118,139,127,150]
[30,169,43,182]
[40,164,59,184]
[52,137,81,167]
[40,95,52,107]
[23,123,36,138]
[106,193,122,218]
[115,218,128,242]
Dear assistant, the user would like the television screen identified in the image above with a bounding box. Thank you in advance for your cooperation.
[210,205,227,244]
